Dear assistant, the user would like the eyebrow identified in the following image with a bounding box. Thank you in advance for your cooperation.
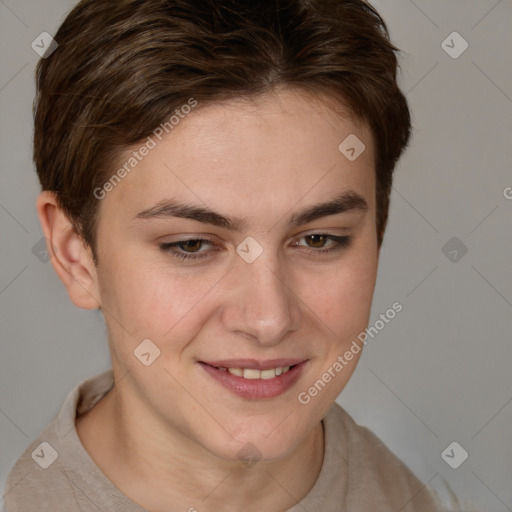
[133,190,368,231]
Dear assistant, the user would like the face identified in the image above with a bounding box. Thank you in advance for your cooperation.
[92,87,379,463]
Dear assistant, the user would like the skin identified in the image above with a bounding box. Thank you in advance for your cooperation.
[37,87,380,512]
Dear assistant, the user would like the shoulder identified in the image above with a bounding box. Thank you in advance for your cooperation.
[4,371,115,512]
[326,403,441,511]
[4,427,81,511]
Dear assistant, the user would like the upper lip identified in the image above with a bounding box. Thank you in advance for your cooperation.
[200,358,306,370]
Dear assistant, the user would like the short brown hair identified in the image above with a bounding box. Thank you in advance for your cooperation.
[34,0,411,263]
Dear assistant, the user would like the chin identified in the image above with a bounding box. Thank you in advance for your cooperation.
[201,419,307,465]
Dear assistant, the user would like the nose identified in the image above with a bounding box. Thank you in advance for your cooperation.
[220,251,301,346]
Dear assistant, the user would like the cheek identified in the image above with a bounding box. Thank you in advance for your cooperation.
[98,251,225,342]
[304,248,378,343]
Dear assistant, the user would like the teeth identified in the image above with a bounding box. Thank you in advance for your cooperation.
[227,366,292,379]
[260,369,276,380]
[243,368,261,380]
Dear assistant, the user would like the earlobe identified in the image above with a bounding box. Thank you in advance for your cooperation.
[36,191,101,310]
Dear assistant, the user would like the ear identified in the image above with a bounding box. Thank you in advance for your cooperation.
[36,191,101,310]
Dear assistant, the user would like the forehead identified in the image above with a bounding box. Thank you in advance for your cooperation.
[167,87,373,169]
[99,87,375,224]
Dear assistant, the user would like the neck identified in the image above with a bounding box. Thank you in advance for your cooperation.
[76,383,325,512]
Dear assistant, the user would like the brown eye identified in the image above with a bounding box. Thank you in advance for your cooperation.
[160,238,215,261]
[294,234,352,254]
[305,234,328,248]
[177,239,204,252]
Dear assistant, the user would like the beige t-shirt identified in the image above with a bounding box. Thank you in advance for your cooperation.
[4,370,440,511]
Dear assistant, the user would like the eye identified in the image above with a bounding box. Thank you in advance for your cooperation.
[160,238,215,261]
[293,234,352,253]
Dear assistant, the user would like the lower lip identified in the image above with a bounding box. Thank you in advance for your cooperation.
[198,361,307,400]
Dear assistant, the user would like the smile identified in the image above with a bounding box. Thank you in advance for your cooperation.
[221,366,292,379]
[198,359,308,400]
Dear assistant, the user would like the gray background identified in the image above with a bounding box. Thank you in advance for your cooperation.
[1,1,511,510]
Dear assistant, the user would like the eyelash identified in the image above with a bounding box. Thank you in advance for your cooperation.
[160,234,352,261]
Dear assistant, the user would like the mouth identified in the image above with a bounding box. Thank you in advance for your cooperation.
[198,358,308,400]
